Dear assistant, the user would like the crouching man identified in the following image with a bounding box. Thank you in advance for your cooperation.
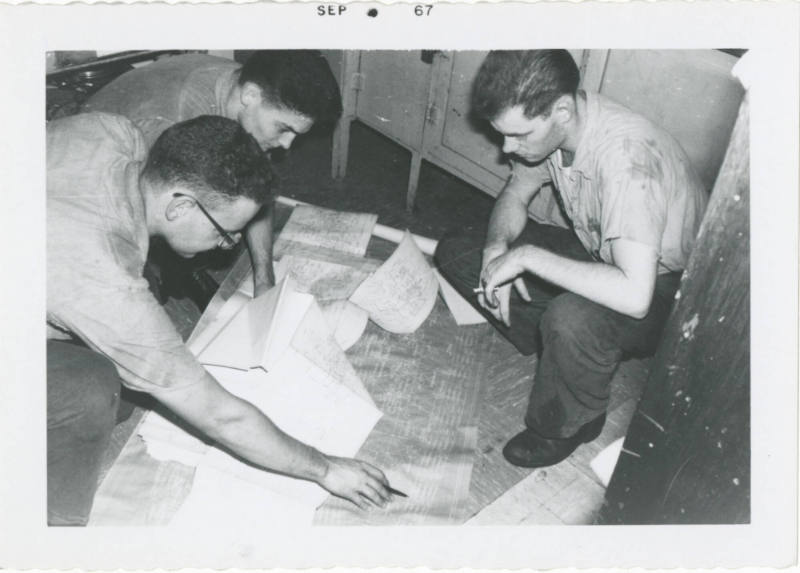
[435,50,708,469]
[47,113,390,525]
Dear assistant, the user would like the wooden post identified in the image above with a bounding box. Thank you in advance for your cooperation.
[598,94,751,524]
[330,51,360,180]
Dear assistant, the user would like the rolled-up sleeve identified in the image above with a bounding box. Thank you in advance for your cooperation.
[510,160,570,229]
[49,271,207,394]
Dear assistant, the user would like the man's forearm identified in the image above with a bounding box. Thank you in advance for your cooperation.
[513,244,656,318]
[245,206,276,293]
[485,181,537,251]
[152,373,329,483]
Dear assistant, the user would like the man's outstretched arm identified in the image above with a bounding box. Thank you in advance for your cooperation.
[150,371,391,509]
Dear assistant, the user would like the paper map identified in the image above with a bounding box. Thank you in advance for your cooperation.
[350,231,439,333]
[273,204,378,257]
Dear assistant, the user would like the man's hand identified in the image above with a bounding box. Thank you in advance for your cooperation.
[479,244,531,326]
[318,455,392,510]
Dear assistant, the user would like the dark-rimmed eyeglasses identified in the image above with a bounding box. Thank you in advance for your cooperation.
[172,192,240,250]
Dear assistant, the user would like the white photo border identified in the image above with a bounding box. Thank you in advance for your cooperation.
[0,1,797,569]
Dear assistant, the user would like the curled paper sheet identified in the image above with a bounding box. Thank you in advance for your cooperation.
[319,299,370,351]
[349,231,439,334]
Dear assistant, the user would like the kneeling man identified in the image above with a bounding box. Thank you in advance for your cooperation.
[435,50,708,468]
[47,113,390,525]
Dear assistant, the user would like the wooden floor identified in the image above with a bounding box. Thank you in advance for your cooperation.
[466,357,648,524]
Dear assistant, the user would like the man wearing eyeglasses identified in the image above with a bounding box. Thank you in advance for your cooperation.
[47,113,392,526]
[84,50,342,304]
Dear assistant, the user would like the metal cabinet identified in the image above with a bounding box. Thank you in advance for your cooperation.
[329,50,744,213]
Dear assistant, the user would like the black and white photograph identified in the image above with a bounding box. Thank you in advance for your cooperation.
[0,1,797,570]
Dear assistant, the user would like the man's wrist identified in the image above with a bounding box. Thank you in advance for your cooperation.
[515,244,538,274]
[310,448,331,484]
[483,241,508,256]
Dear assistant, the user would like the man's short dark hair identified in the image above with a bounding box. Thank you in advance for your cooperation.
[143,115,274,206]
[239,50,343,125]
[472,50,580,121]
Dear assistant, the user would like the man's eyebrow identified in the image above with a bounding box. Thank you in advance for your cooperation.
[278,122,297,134]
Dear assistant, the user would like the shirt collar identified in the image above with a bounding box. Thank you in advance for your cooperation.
[565,90,600,177]
[215,67,240,117]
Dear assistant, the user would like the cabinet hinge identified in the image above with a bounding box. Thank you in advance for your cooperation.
[425,103,439,125]
[351,72,365,91]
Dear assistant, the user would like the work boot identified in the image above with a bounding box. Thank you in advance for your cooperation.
[503,414,606,468]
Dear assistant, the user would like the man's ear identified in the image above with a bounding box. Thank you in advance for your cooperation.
[552,94,576,125]
[241,82,263,108]
[165,193,194,222]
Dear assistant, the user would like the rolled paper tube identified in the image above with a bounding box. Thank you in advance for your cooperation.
[276,195,439,256]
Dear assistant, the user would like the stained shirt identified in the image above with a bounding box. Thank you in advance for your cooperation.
[47,113,208,393]
[84,54,240,147]
[513,92,708,274]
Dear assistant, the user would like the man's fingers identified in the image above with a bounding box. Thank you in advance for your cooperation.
[500,295,511,327]
[490,285,510,327]
[351,494,370,510]
[364,481,390,504]
[488,288,501,308]
[514,277,531,302]
[357,489,382,508]
[360,462,387,483]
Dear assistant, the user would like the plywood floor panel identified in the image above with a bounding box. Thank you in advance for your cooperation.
[542,471,607,525]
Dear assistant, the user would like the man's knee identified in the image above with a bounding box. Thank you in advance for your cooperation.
[539,294,624,364]
[540,295,590,342]
[75,378,120,440]
[435,229,478,266]
[434,226,486,285]
[48,342,121,439]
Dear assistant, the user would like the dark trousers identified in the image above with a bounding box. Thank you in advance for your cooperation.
[47,340,122,525]
[434,221,680,438]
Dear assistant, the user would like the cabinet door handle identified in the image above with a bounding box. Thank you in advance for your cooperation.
[420,50,440,65]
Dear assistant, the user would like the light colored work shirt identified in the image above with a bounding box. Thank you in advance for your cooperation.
[47,113,208,393]
[513,92,708,274]
[84,54,240,147]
